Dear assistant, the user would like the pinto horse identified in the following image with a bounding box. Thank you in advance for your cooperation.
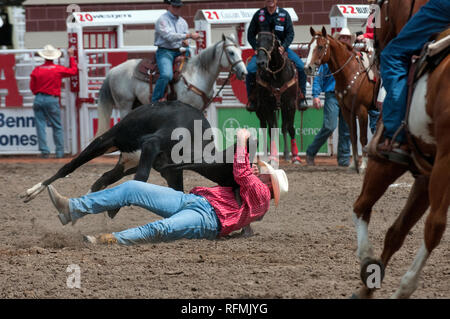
[305,27,376,173]
[350,2,450,298]
[253,31,302,164]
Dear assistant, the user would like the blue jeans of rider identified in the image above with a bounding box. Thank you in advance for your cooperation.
[306,93,351,166]
[380,0,450,143]
[246,48,307,99]
[32,93,64,157]
[151,48,182,102]
[69,180,220,245]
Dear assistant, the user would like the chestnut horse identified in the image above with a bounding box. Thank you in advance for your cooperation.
[351,0,450,298]
[305,27,376,173]
[254,30,302,164]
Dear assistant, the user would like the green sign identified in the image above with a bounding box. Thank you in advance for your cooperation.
[216,107,328,154]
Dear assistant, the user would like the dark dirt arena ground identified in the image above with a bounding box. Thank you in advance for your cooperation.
[0,156,448,299]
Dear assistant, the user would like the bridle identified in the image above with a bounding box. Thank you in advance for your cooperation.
[256,31,287,75]
[181,38,244,111]
[255,31,298,107]
[310,35,330,66]
[221,39,244,74]
[310,34,355,78]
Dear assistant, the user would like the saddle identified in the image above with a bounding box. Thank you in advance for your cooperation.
[133,55,187,100]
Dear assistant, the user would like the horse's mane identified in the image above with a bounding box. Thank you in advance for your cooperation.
[189,36,236,71]
[194,41,218,71]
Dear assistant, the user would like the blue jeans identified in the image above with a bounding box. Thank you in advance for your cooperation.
[69,180,220,245]
[368,110,379,134]
[246,48,307,98]
[306,93,351,166]
[151,48,182,102]
[32,93,64,157]
[380,0,450,142]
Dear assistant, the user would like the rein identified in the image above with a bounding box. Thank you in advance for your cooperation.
[256,31,287,76]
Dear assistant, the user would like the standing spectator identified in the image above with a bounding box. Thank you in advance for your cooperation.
[305,29,356,167]
[30,45,78,158]
[305,64,351,167]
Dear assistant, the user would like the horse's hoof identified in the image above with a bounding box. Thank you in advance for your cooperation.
[360,257,385,288]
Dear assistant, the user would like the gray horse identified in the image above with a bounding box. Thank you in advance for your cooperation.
[96,34,248,137]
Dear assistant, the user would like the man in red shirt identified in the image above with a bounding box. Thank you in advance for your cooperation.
[30,45,78,158]
[46,129,289,245]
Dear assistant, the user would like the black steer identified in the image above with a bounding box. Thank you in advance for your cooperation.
[21,101,257,219]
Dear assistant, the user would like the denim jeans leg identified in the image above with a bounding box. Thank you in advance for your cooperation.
[46,97,64,157]
[32,96,50,155]
[152,49,178,102]
[368,110,379,134]
[69,180,192,221]
[286,48,306,95]
[380,0,450,142]
[337,108,351,166]
[306,93,338,157]
[113,197,220,245]
[245,56,257,98]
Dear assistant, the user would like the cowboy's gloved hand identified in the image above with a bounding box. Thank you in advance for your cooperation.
[278,46,285,55]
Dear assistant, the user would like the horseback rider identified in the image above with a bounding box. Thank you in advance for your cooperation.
[151,0,200,102]
[245,0,308,112]
[377,0,450,162]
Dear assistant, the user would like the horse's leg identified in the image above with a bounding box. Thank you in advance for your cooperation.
[357,105,369,173]
[281,112,290,162]
[391,148,449,298]
[268,112,279,165]
[286,105,301,164]
[351,158,407,299]
[258,116,269,161]
[374,175,429,285]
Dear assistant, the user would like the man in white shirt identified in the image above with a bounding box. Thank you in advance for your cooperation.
[152,0,200,102]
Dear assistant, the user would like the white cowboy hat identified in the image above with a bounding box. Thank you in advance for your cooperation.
[38,44,62,60]
[258,160,289,206]
[334,27,356,44]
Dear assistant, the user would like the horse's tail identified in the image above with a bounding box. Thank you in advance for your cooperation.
[96,75,115,138]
